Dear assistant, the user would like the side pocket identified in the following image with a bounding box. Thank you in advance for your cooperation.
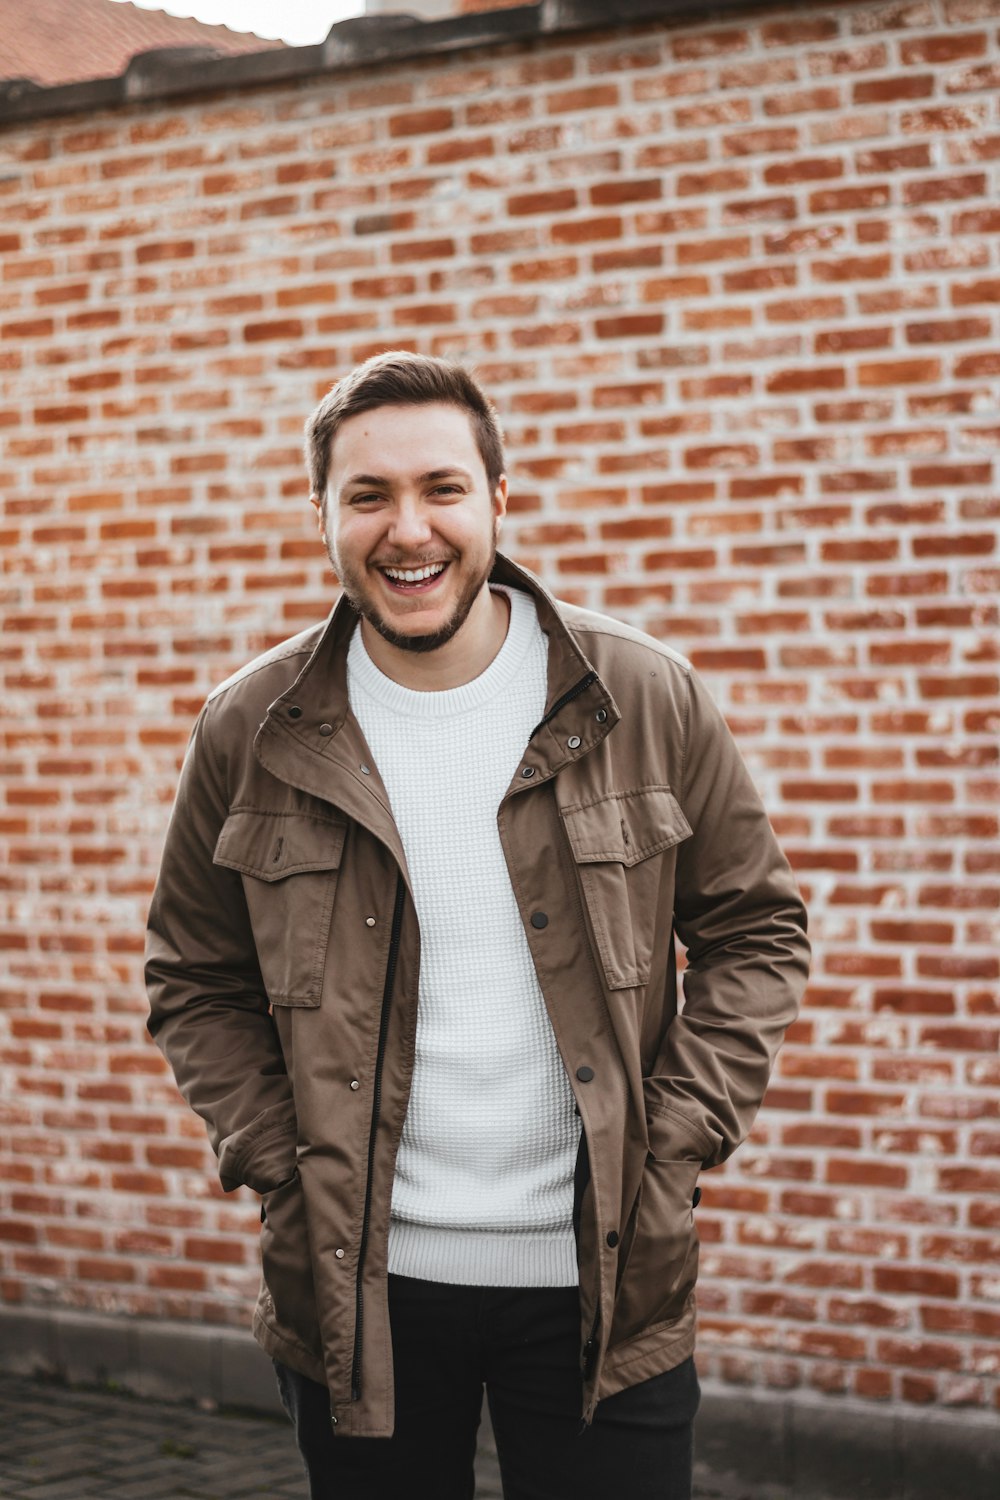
[214,810,347,1006]
[609,1155,701,1346]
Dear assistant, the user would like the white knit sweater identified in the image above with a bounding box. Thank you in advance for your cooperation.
[347,586,580,1287]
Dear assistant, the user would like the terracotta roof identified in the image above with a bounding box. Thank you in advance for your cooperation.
[0,0,285,87]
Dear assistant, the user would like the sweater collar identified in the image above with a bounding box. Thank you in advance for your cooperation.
[254,554,619,811]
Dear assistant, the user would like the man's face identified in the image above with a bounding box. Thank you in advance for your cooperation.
[316,402,507,655]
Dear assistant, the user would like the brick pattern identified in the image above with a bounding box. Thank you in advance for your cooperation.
[1,0,998,1413]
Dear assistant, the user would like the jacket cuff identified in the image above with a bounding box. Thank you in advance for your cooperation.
[218,1100,298,1194]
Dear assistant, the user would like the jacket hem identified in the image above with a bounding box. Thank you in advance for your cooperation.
[596,1300,697,1400]
[252,1304,326,1387]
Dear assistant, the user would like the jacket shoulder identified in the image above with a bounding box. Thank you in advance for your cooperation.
[204,619,328,714]
[557,600,693,682]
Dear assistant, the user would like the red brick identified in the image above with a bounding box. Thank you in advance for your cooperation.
[0,2,997,1413]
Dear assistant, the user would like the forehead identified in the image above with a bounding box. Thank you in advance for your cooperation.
[328,402,483,486]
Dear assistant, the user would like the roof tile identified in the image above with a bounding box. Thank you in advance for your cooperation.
[0,0,284,87]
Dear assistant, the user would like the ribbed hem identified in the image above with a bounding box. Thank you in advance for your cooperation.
[347,585,537,717]
[387,1223,579,1288]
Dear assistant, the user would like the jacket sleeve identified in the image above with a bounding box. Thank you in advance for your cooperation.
[646,667,810,1170]
[145,703,298,1195]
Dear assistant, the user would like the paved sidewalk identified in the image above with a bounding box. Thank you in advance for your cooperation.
[0,1374,506,1500]
[0,1372,767,1500]
[4,1370,992,1500]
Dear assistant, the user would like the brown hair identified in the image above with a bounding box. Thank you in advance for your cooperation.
[304,350,506,502]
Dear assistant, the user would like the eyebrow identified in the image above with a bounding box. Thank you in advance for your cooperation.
[343,467,475,488]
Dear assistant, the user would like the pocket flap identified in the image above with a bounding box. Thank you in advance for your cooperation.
[213,810,347,882]
[561,786,692,867]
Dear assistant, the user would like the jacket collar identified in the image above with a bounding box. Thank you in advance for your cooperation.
[253,553,619,826]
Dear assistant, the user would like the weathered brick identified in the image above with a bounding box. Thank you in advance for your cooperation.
[0,0,997,1421]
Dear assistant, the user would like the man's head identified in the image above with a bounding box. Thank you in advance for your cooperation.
[305,351,506,520]
[305,353,510,681]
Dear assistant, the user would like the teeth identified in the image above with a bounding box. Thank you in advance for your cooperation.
[383,563,446,582]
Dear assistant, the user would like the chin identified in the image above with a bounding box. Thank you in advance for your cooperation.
[367,612,464,654]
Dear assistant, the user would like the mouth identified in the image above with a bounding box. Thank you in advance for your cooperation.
[376,561,450,594]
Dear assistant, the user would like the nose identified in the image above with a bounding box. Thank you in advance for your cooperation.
[387,498,433,553]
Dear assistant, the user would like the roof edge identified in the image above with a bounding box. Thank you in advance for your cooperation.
[0,0,779,127]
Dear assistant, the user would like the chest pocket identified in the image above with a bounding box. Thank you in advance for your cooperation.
[560,787,692,991]
[214,810,347,1007]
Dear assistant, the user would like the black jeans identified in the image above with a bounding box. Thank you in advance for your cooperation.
[274,1274,699,1500]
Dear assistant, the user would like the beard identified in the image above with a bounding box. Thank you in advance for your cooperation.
[332,537,497,655]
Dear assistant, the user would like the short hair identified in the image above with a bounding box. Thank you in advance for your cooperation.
[304,350,506,501]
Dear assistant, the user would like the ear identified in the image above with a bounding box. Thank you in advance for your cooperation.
[492,474,508,537]
[309,491,326,541]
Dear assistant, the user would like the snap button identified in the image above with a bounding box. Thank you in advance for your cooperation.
[287,705,302,719]
[530,912,548,929]
[568,735,581,749]
[365,917,376,927]
[319,723,333,736]
[335,1248,345,1259]
[350,1080,360,1091]
[595,709,607,723]
[606,1230,619,1248]
[521,766,535,778]
[576,1066,594,1083]
[360,764,371,775]
[693,1186,702,1209]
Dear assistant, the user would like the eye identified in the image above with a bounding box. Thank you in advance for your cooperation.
[349,493,383,506]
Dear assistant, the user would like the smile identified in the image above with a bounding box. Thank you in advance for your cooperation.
[380,564,446,582]
[378,562,449,591]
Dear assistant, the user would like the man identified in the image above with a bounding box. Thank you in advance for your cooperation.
[146,352,809,1500]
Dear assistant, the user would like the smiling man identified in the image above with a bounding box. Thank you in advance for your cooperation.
[315,398,510,684]
[146,352,809,1500]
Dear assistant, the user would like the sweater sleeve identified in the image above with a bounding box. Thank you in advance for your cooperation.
[145,703,298,1194]
[645,667,810,1168]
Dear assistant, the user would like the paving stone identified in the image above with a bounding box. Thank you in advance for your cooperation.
[6,1369,994,1499]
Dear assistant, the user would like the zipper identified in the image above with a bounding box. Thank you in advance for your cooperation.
[351,871,406,1403]
[529,671,597,741]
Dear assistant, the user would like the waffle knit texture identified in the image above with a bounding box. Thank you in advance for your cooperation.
[346,585,581,1287]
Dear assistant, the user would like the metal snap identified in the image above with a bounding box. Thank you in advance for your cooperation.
[576,1066,595,1083]
[360,764,371,775]
[319,722,333,736]
[530,912,549,930]
[568,735,581,749]
[350,1080,360,1091]
[365,917,376,927]
[287,705,302,719]
[335,1248,345,1259]
[521,766,535,778]
[595,709,607,723]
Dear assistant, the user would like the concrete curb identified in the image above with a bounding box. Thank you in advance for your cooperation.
[0,1303,283,1415]
[2,1305,997,1498]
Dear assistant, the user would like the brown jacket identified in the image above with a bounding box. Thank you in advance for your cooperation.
[146,554,809,1437]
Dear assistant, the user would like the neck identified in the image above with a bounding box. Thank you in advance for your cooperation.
[360,586,510,691]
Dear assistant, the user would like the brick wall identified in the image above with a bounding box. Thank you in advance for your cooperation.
[1,0,998,1413]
